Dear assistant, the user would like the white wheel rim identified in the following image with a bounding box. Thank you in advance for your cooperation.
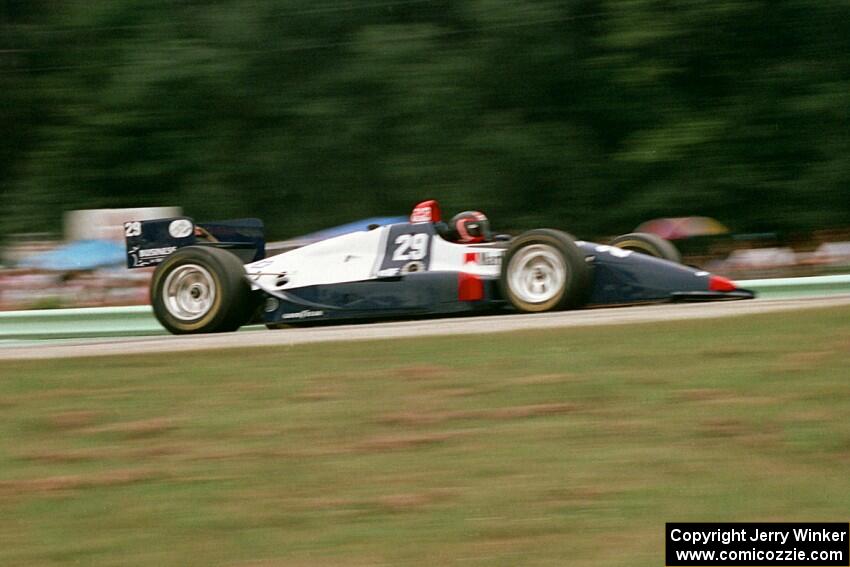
[507,244,567,304]
[163,264,216,321]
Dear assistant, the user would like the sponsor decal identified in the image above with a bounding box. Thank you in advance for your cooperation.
[168,219,193,238]
[464,251,503,266]
[409,199,441,223]
[127,245,177,268]
[127,246,141,267]
[139,246,177,258]
[410,205,433,223]
[281,309,324,320]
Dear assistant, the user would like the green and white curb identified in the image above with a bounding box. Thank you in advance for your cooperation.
[736,274,850,298]
[0,305,163,340]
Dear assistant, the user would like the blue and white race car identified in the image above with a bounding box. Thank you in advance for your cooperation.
[124,200,754,334]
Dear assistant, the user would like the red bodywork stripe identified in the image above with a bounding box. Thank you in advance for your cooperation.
[458,272,484,301]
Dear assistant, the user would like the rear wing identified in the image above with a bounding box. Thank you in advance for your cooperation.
[124,217,265,269]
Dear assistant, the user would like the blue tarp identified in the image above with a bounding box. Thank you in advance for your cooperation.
[19,240,125,271]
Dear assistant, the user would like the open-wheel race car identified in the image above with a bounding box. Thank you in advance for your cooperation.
[124,200,754,334]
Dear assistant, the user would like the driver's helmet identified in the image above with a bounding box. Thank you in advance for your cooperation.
[449,211,491,244]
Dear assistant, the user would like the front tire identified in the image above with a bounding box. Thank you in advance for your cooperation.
[610,232,681,263]
[499,229,591,312]
[151,246,255,334]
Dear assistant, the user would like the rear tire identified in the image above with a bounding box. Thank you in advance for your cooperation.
[610,232,681,263]
[499,229,591,312]
[151,246,254,334]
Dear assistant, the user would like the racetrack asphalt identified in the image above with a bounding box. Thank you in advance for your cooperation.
[2,294,849,361]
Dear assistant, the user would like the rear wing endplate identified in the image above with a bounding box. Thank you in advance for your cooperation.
[124,217,265,268]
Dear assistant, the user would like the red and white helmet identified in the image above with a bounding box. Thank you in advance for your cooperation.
[450,211,491,244]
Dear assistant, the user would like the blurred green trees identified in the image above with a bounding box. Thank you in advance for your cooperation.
[1,0,848,239]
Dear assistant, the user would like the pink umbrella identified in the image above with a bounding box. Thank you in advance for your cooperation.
[635,217,729,240]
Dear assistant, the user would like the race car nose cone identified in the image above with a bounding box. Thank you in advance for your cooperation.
[709,275,737,292]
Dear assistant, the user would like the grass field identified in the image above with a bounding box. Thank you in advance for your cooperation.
[1,306,849,566]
